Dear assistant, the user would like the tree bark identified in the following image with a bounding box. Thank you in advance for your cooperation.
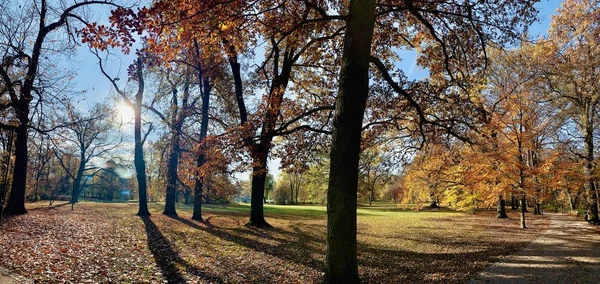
[497,195,508,218]
[163,130,180,215]
[134,58,150,217]
[429,199,439,209]
[5,122,28,215]
[71,159,86,206]
[582,108,600,223]
[520,195,527,229]
[534,202,541,215]
[192,57,211,221]
[511,195,517,210]
[325,0,376,282]
[246,149,271,227]
[183,188,190,205]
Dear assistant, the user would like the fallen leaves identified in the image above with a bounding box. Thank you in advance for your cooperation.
[0,202,548,283]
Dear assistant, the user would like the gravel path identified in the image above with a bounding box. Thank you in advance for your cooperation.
[471,213,600,283]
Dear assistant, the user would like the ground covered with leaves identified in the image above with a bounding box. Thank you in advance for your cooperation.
[0,202,548,283]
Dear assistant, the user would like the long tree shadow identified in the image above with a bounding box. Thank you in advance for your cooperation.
[27,202,71,212]
[140,216,223,283]
[167,215,324,271]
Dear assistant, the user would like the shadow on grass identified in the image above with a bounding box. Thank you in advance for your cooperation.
[168,213,540,283]
[27,202,71,211]
[153,207,558,283]
[166,215,324,272]
[140,216,223,284]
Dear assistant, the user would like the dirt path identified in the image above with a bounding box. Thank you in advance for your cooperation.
[471,213,600,283]
[0,267,25,284]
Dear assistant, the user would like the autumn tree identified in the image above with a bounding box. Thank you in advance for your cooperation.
[95,52,152,216]
[0,0,119,215]
[118,0,339,226]
[135,58,198,216]
[358,147,394,205]
[324,0,539,281]
[536,0,600,224]
[51,103,120,207]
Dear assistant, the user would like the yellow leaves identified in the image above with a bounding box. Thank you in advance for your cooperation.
[219,22,230,32]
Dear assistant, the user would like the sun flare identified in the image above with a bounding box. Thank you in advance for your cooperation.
[118,104,135,124]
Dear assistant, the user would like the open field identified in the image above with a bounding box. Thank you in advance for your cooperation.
[0,202,548,283]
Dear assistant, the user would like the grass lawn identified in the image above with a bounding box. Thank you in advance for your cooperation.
[0,201,548,283]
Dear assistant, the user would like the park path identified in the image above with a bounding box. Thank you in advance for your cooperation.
[471,213,600,283]
[0,267,20,284]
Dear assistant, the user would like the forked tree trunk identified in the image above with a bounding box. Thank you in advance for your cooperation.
[325,0,376,282]
[225,46,272,226]
[497,195,508,219]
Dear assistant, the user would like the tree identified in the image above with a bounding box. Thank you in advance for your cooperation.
[51,103,120,208]
[138,59,199,216]
[324,0,376,281]
[0,0,117,215]
[483,47,560,227]
[324,0,538,281]
[96,53,152,216]
[538,0,600,224]
[359,147,394,205]
[86,0,340,228]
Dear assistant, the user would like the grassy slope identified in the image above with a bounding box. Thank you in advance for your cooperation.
[0,201,548,283]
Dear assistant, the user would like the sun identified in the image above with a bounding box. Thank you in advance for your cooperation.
[118,103,135,124]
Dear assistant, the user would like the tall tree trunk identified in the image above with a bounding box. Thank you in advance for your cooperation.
[134,59,150,217]
[497,195,508,218]
[520,195,527,228]
[295,183,299,205]
[583,109,599,223]
[5,122,28,215]
[226,47,272,226]
[192,60,211,221]
[565,189,574,212]
[511,194,517,210]
[183,188,190,205]
[71,159,86,206]
[517,119,527,226]
[533,197,541,215]
[163,130,180,216]
[247,149,271,227]
[325,0,376,282]
[192,160,205,221]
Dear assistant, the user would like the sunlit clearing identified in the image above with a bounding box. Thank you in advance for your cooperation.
[118,104,135,124]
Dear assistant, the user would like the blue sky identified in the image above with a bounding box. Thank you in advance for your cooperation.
[65,0,565,181]
[73,0,565,104]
